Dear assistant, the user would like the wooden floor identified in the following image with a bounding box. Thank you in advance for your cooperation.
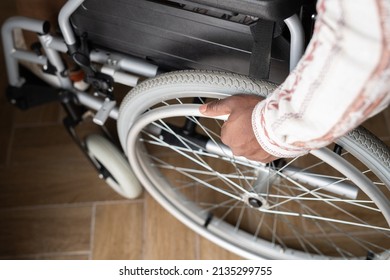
[0,1,389,260]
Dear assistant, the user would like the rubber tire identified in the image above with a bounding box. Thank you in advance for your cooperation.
[85,134,142,199]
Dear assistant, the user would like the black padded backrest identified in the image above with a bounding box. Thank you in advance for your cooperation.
[71,0,312,77]
[183,0,312,21]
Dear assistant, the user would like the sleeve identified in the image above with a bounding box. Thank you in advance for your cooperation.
[252,0,390,158]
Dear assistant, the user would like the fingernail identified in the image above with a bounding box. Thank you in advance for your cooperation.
[199,104,207,113]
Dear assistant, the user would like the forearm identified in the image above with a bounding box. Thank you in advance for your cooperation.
[253,0,390,158]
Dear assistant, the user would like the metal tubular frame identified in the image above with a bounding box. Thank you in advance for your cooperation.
[2,16,49,86]
[284,14,305,71]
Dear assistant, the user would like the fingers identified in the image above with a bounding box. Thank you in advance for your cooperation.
[245,153,278,163]
[199,94,275,163]
[229,146,277,163]
[199,94,264,116]
[199,99,232,116]
[220,122,278,163]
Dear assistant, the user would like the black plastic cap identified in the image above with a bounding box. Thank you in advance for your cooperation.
[42,21,51,34]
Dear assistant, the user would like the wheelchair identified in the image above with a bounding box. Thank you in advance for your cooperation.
[2,0,390,259]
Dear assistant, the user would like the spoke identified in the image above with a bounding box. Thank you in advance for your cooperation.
[198,200,246,211]
[296,201,389,253]
[214,200,242,226]
[294,150,349,175]
[260,208,390,232]
[279,185,361,257]
[267,169,381,213]
[255,157,300,189]
[154,164,258,180]
[280,181,343,257]
[277,208,326,256]
[271,180,390,255]
[267,171,337,209]
[361,169,386,186]
[302,214,390,232]
[186,115,258,194]
[252,212,266,240]
[145,122,252,195]
[175,166,242,201]
[157,119,210,167]
[185,116,222,141]
[235,202,246,232]
[144,139,219,158]
[264,193,377,205]
[143,138,264,170]
[261,188,379,212]
[144,150,242,201]
[271,182,281,245]
[143,129,248,196]
[257,217,288,249]
[172,170,257,193]
[291,173,347,181]
[268,186,389,235]
[198,199,243,216]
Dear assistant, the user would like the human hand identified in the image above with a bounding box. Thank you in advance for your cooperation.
[199,95,278,163]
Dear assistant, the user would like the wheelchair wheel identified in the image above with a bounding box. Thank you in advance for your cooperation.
[118,70,390,259]
[85,134,142,199]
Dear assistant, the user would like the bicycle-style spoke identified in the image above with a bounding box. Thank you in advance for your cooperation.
[145,120,254,195]
[183,114,258,194]
[268,180,381,212]
[295,201,390,253]
[143,151,242,200]
[267,167,383,214]
[142,128,251,196]
[275,185,390,255]
[266,184,389,234]
[260,208,390,232]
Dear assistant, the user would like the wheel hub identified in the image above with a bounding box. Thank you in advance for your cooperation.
[248,197,263,208]
[243,193,268,209]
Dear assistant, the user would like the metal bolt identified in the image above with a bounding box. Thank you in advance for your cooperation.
[248,197,263,208]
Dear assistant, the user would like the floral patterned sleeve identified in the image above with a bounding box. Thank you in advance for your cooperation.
[252,0,390,158]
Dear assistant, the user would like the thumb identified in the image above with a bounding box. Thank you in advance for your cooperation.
[199,99,232,116]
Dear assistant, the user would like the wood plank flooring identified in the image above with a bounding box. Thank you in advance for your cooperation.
[0,0,389,260]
